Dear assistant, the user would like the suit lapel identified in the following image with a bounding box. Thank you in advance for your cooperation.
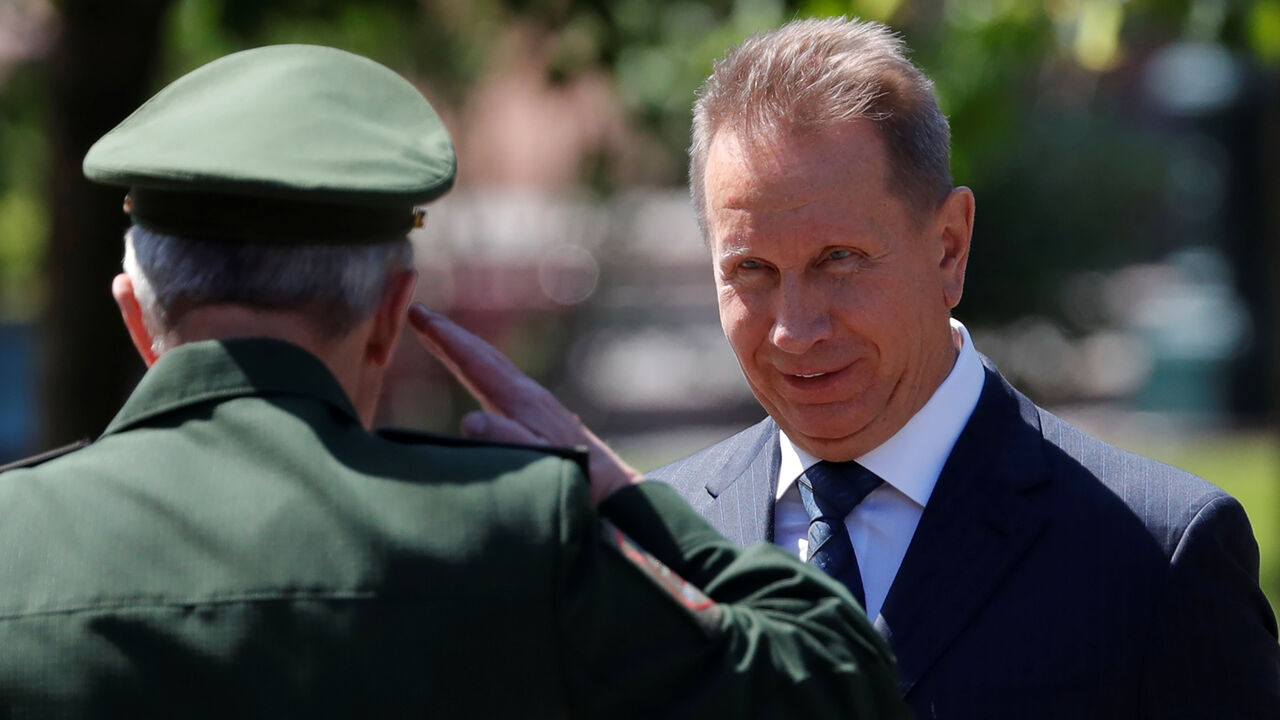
[703,417,779,546]
[875,366,1052,697]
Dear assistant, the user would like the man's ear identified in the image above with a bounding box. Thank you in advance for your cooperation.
[935,186,975,309]
[111,273,159,367]
[366,268,418,367]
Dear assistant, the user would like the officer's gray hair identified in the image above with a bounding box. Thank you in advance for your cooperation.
[688,16,952,236]
[123,225,412,343]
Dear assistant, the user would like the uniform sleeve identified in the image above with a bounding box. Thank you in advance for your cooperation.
[553,468,909,720]
[1140,495,1280,717]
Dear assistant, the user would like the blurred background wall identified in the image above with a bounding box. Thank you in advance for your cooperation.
[0,0,1277,609]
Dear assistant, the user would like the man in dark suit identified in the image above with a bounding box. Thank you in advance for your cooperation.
[0,44,910,718]
[650,16,1280,718]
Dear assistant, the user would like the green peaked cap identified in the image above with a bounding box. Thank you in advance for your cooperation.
[83,44,456,244]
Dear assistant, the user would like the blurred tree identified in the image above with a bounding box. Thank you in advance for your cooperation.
[42,0,174,448]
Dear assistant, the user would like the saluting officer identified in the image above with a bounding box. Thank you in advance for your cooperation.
[0,45,908,718]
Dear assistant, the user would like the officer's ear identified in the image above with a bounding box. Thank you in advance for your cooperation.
[366,268,418,367]
[112,273,160,367]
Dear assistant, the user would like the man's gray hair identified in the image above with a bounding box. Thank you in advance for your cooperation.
[123,225,413,341]
[689,16,952,234]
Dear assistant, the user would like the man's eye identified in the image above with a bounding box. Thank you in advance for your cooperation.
[827,249,853,261]
[740,259,765,270]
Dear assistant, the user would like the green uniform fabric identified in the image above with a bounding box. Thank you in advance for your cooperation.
[0,339,907,718]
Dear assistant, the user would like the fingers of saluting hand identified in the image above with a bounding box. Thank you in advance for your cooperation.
[408,303,642,504]
[461,411,545,446]
[407,303,580,447]
[408,303,508,416]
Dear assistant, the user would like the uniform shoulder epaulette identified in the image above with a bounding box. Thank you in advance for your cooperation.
[599,519,723,636]
[0,438,92,474]
[376,427,588,465]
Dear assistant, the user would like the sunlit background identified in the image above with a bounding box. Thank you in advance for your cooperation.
[0,0,1277,611]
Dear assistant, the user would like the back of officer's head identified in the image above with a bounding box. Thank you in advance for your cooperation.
[121,226,411,341]
[84,44,456,346]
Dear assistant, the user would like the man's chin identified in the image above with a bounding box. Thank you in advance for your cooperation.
[778,418,878,462]
[749,390,884,457]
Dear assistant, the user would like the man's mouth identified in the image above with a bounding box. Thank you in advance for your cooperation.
[794,372,827,378]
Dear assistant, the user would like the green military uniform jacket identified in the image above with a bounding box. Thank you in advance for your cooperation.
[0,339,906,718]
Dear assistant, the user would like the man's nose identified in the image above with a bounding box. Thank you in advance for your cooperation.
[769,276,832,354]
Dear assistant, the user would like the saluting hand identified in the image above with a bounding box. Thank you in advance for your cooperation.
[408,303,642,505]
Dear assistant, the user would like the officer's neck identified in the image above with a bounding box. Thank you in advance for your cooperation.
[163,306,380,428]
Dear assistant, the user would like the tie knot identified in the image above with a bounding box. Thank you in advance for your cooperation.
[799,460,883,519]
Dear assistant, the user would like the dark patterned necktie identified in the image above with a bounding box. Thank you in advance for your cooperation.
[797,460,884,609]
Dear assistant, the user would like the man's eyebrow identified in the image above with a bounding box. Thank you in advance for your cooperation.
[717,243,750,261]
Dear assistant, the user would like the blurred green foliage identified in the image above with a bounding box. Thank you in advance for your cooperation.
[2,0,1280,328]
[0,70,49,320]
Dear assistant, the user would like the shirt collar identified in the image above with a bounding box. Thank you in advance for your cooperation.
[777,318,986,506]
[102,337,359,436]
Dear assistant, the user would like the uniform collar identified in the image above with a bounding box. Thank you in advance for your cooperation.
[777,318,986,507]
[102,338,359,436]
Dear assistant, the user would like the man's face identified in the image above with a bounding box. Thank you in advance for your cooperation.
[703,120,972,461]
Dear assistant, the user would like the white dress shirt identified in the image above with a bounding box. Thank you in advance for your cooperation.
[775,319,986,619]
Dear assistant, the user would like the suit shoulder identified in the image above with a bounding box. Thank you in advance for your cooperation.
[0,439,92,475]
[646,418,775,491]
[1034,406,1233,529]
